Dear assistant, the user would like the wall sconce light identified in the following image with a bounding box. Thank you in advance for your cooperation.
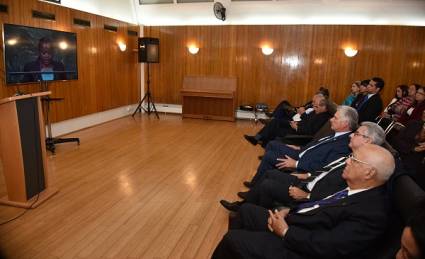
[344,47,358,57]
[188,45,199,55]
[118,41,127,52]
[261,46,274,55]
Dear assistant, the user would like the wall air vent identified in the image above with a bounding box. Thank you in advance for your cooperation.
[73,18,91,27]
[32,10,56,21]
[104,24,118,32]
[0,4,8,13]
[127,30,138,37]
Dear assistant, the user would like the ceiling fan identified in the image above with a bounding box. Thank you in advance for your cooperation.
[213,2,226,21]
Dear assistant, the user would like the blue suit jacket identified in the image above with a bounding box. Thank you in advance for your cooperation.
[296,132,351,173]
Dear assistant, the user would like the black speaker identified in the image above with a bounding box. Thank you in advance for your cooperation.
[138,37,159,63]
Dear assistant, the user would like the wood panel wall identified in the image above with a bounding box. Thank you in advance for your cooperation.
[0,0,140,122]
[145,25,425,108]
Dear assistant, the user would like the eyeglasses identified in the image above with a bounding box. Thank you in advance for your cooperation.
[416,91,425,96]
[352,131,370,139]
[347,154,375,169]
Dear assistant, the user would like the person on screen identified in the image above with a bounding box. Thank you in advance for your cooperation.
[23,37,66,82]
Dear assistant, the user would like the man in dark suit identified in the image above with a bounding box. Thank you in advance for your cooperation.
[352,77,384,123]
[220,106,358,211]
[213,144,396,259]
[234,122,386,210]
[252,105,357,185]
[244,94,332,146]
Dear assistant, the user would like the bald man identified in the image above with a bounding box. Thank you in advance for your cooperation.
[213,144,395,259]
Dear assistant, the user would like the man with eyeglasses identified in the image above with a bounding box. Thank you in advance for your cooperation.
[220,122,385,211]
[244,93,332,147]
[213,144,395,259]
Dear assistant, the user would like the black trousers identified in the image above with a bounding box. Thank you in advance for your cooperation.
[257,118,296,145]
[245,169,306,209]
[212,203,301,259]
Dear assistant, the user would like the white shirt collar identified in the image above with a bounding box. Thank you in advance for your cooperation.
[334,131,351,138]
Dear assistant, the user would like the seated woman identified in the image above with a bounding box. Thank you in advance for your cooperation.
[385,84,419,121]
[399,86,425,125]
[244,94,332,146]
[342,80,361,106]
[392,110,425,184]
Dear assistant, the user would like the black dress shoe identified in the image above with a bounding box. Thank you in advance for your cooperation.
[237,191,249,200]
[243,181,253,188]
[244,135,258,146]
[220,200,243,212]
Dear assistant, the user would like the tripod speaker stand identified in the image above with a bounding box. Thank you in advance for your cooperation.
[132,63,159,119]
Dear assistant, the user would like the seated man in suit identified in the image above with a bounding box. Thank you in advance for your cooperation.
[220,122,386,211]
[352,77,385,123]
[213,144,395,259]
[245,105,358,188]
[244,93,332,146]
[350,79,370,110]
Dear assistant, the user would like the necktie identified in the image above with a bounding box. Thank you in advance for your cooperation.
[296,189,349,212]
[356,95,369,110]
[298,135,334,158]
[306,157,347,190]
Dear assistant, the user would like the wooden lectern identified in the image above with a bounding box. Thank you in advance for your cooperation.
[0,91,58,208]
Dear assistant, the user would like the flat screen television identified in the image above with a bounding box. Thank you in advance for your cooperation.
[3,23,78,84]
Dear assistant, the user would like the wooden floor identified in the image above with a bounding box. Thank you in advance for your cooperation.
[0,114,264,259]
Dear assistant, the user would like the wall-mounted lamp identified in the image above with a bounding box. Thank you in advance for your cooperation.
[118,41,127,52]
[188,45,199,55]
[344,47,358,57]
[261,46,274,55]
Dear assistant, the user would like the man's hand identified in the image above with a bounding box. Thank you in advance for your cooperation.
[267,209,289,237]
[289,121,298,130]
[288,186,309,200]
[290,173,310,180]
[414,142,425,152]
[276,155,297,169]
[296,107,305,115]
[286,144,301,150]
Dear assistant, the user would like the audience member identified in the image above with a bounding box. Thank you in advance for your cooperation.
[352,77,384,123]
[213,144,395,259]
[342,80,361,106]
[350,79,369,110]
[392,110,425,186]
[396,204,425,259]
[239,106,357,191]
[399,86,425,125]
[244,94,332,146]
[221,122,385,211]
[384,84,417,122]
[384,84,409,113]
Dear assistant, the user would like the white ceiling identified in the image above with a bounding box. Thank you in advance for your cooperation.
[60,0,425,26]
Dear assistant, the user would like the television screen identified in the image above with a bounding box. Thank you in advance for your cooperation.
[3,23,78,84]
